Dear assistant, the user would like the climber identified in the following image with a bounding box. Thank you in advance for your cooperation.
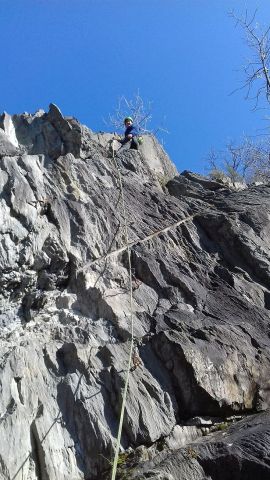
[116,117,140,150]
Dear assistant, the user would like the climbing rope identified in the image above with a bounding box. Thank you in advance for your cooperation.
[84,140,201,479]
[110,140,135,480]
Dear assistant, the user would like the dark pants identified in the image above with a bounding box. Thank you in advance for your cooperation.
[120,136,139,150]
[130,137,139,150]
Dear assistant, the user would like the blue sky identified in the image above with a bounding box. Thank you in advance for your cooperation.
[0,0,270,173]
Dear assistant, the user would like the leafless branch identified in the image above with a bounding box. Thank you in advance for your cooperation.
[207,135,270,184]
[104,92,169,139]
[230,10,270,108]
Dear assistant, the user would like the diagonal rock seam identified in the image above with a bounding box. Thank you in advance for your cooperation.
[81,213,197,270]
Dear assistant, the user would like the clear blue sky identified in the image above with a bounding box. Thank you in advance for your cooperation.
[0,0,270,173]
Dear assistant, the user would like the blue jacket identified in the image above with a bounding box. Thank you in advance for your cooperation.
[125,124,139,138]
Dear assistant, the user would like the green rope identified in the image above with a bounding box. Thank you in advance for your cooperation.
[110,142,135,480]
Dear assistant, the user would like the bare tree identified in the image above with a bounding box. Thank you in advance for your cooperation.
[105,92,168,138]
[207,11,270,185]
[230,9,270,109]
[207,136,270,184]
[106,93,152,132]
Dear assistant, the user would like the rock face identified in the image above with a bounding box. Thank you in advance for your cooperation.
[131,411,270,480]
[0,104,270,480]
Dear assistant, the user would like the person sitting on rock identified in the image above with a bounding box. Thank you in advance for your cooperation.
[117,117,140,150]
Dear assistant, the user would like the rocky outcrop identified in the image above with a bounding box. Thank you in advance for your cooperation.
[0,104,270,480]
[130,411,270,480]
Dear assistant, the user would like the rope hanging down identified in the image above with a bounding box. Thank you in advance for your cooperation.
[93,141,198,479]
[110,141,135,480]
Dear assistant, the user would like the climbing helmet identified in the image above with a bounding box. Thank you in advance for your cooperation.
[124,117,133,124]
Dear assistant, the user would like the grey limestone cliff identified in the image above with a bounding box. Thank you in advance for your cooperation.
[0,104,270,480]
